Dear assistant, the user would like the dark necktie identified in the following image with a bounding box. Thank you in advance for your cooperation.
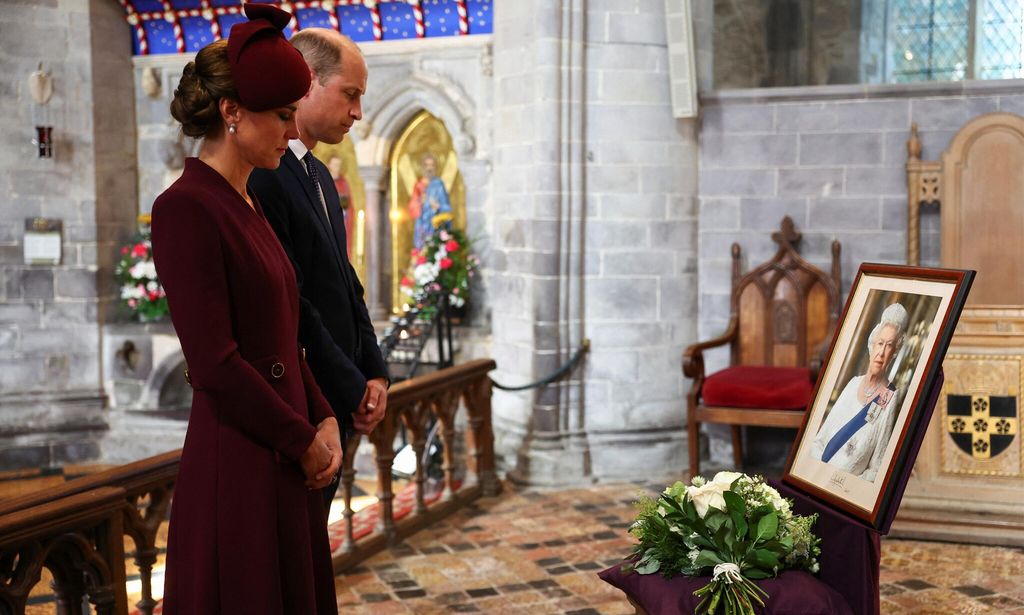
[302,151,329,217]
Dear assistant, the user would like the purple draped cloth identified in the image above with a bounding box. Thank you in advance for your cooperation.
[597,567,854,615]
[598,371,944,615]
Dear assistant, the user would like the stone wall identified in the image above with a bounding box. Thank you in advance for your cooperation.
[489,0,699,485]
[0,0,137,469]
[696,79,1024,465]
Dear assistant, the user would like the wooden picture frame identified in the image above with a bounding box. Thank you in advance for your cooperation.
[784,264,974,528]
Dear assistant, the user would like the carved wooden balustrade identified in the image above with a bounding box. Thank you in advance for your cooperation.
[333,358,501,570]
[0,451,178,615]
[0,487,130,615]
[0,359,500,611]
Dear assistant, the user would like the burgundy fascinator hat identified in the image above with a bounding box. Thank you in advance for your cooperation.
[228,3,311,111]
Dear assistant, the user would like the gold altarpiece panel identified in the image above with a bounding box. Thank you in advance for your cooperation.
[388,110,466,312]
[897,112,1024,545]
[312,138,368,286]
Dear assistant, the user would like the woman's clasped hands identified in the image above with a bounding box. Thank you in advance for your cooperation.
[300,416,342,490]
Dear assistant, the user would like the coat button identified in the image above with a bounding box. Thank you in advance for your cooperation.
[271,362,285,379]
[184,367,192,386]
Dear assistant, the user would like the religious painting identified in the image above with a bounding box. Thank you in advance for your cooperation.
[785,264,974,528]
[940,354,1021,478]
[312,137,367,285]
[388,110,466,312]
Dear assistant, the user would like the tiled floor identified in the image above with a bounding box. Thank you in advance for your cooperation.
[333,483,1024,614]
[5,471,1024,614]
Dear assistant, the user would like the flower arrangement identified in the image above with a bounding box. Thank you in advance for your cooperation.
[115,214,168,322]
[626,472,821,615]
[400,227,479,313]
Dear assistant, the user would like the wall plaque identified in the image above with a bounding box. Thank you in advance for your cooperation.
[23,217,62,265]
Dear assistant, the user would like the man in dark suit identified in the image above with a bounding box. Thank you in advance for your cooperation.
[249,29,387,508]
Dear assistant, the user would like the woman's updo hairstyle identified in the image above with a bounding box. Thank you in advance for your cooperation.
[170,39,239,138]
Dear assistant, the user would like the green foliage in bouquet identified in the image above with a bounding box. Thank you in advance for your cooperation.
[114,214,168,322]
[626,472,821,615]
[400,227,479,315]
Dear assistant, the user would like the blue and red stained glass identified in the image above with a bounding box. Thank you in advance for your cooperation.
[338,4,376,43]
[131,0,165,13]
[422,0,459,37]
[295,7,333,30]
[142,19,178,54]
[217,12,248,38]
[467,0,492,35]
[379,2,417,40]
[180,15,215,52]
[122,0,492,55]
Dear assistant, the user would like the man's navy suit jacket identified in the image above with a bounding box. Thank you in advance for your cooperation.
[249,150,387,434]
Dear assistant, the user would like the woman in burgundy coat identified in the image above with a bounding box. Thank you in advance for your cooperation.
[151,5,340,613]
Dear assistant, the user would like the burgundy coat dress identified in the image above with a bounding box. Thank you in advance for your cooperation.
[151,158,338,614]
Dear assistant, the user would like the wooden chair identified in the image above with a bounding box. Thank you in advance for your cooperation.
[683,216,841,478]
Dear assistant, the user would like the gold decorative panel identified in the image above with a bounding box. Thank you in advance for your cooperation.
[388,110,466,313]
[312,138,367,285]
[940,354,1022,477]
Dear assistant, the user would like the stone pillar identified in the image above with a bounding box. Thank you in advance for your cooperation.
[358,164,389,319]
[490,0,700,485]
[488,0,588,486]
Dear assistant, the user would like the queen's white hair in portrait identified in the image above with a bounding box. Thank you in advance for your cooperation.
[865,302,909,355]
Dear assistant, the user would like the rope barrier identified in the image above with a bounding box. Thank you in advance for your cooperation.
[491,339,591,392]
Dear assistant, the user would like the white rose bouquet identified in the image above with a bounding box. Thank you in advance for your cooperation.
[626,472,821,615]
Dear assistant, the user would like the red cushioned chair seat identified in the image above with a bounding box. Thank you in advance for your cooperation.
[701,365,813,410]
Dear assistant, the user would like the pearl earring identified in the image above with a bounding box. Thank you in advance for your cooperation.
[228,124,237,134]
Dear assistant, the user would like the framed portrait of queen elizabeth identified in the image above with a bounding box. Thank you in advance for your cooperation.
[784,264,974,528]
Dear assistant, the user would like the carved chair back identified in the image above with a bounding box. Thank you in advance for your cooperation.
[729,217,842,370]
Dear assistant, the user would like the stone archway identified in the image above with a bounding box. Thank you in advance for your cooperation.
[361,72,479,167]
[355,72,482,314]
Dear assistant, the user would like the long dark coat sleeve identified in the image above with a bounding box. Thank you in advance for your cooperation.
[152,158,337,615]
[249,154,387,433]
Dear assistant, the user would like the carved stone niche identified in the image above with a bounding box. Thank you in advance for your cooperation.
[101,322,189,463]
[899,114,1024,546]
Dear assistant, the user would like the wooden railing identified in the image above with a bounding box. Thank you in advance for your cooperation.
[0,451,177,615]
[0,359,499,614]
[334,358,501,570]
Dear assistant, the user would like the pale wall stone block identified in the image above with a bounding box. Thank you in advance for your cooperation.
[702,104,775,133]
[699,168,775,197]
[799,133,883,165]
[808,197,881,230]
[910,96,1000,130]
[702,133,798,167]
[585,278,659,320]
[777,168,844,197]
[739,197,809,230]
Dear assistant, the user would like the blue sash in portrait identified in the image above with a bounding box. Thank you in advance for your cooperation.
[822,383,897,463]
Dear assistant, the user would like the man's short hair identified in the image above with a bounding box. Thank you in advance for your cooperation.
[290,29,345,85]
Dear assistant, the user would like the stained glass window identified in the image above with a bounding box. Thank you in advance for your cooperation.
[977,0,1024,78]
[885,0,971,82]
[884,0,1024,82]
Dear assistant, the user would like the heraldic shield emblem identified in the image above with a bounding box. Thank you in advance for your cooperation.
[947,394,1018,460]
